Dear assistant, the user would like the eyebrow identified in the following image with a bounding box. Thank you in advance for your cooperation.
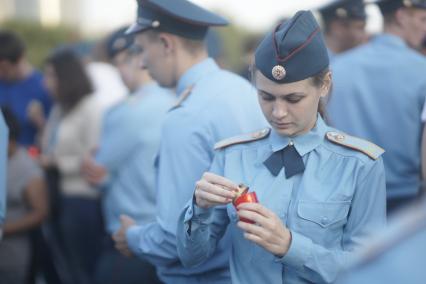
[258,89,306,99]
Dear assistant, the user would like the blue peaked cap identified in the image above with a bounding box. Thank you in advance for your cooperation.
[126,0,228,40]
[319,0,367,20]
[370,0,426,14]
[106,26,135,59]
[255,10,329,84]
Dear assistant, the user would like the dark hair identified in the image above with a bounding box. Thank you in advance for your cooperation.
[311,67,331,122]
[45,50,93,113]
[249,64,331,120]
[0,30,26,63]
[1,106,20,141]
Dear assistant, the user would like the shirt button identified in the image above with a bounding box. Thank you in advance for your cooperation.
[289,141,294,146]
[320,217,329,225]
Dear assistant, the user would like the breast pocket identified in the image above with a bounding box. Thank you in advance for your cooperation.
[294,201,351,244]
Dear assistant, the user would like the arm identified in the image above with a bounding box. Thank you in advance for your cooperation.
[114,124,221,266]
[0,114,7,237]
[3,176,48,235]
[176,169,238,268]
[422,123,426,182]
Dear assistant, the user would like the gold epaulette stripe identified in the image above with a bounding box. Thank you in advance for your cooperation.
[214,128,271,150]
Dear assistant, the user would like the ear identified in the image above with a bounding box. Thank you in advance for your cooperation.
[158,33,175,55]
[395,8,409,28]
[320,71,332,98]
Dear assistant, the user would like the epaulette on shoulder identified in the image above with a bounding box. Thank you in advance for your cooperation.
[214,128,271,150]
[325,131,385,160]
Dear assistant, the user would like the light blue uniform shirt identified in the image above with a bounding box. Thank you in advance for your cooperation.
[126,58,267,283]
[338,199,426,284]
[327,34,426,199]
[177,116,386,284]
[96,83,174,234]
[0,111,7,230]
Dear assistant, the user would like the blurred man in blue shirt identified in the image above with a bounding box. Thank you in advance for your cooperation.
[317,0,368,58]
[0,109,8,240]
[328,0,426,214]
[338,198,426,284]
[82,27,173,284]
[112,0,266,283]
[0,30,51,146]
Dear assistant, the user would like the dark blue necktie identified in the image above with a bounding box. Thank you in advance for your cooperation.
[263,144,305,178]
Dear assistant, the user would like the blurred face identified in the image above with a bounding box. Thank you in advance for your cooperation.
[255,70,330,137]
[341,19,367,50]
[43,64,58,100]
[134,32,176,88]
[0,60,21,81]
[400,8,426,48]
[113,51,138,91]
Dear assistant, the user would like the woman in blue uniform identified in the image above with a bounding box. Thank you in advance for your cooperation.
[176,10,386,284]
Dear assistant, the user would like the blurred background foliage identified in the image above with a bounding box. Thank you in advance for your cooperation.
[0,20,261,73]
[1,20,81,68]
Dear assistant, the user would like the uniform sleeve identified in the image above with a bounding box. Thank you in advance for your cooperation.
[125,120,215,266]
[0,113,8,228]
[176,150,230,268]
[278,157,387,283]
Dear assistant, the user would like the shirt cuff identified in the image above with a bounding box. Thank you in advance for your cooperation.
[183,198,213,223]
[126,225,144,255]
[276,230,313,270]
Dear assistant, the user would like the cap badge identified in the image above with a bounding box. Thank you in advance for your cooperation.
[403,0,413,7]
[336,8,348,18]
[152,20,160,28]
[272,65,286,80]
[113,38,127,50]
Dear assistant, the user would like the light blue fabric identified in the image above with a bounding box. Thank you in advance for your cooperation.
[0,111,7,227]
[96,83,174,234]
[177,116,386,284]
[126,58,267,283]
[337,199,426,284]
[327,34,426,199]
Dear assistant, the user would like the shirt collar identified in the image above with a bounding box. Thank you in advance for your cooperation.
[176,58,219,95]
[373,33,407,49]
[268,115,328,156]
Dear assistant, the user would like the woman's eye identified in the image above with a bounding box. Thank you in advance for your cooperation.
[286,97,302,104]
[260,95,274,101]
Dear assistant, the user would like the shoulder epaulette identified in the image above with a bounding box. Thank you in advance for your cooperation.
[325,131,385,160]
[214,128,271,150]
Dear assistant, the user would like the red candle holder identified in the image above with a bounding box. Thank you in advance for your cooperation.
[233,184,258,223]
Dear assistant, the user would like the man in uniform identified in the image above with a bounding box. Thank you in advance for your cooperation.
[0,109,8,240]
[82,27,173,284]
[338,198,426,284]
[112,0,266,283]
[317,0,368,57]
[327,0,426,214]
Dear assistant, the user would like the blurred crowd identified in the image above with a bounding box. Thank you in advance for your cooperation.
[0,0,425,283]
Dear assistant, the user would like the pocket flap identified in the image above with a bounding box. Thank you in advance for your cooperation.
[297,201,350,228]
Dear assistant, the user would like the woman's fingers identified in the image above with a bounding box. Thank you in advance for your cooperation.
[196,179,236,199]
[202,172,240,192]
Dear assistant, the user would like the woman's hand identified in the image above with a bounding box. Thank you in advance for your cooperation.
[237,203,292,257]
[194,172,239,209]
